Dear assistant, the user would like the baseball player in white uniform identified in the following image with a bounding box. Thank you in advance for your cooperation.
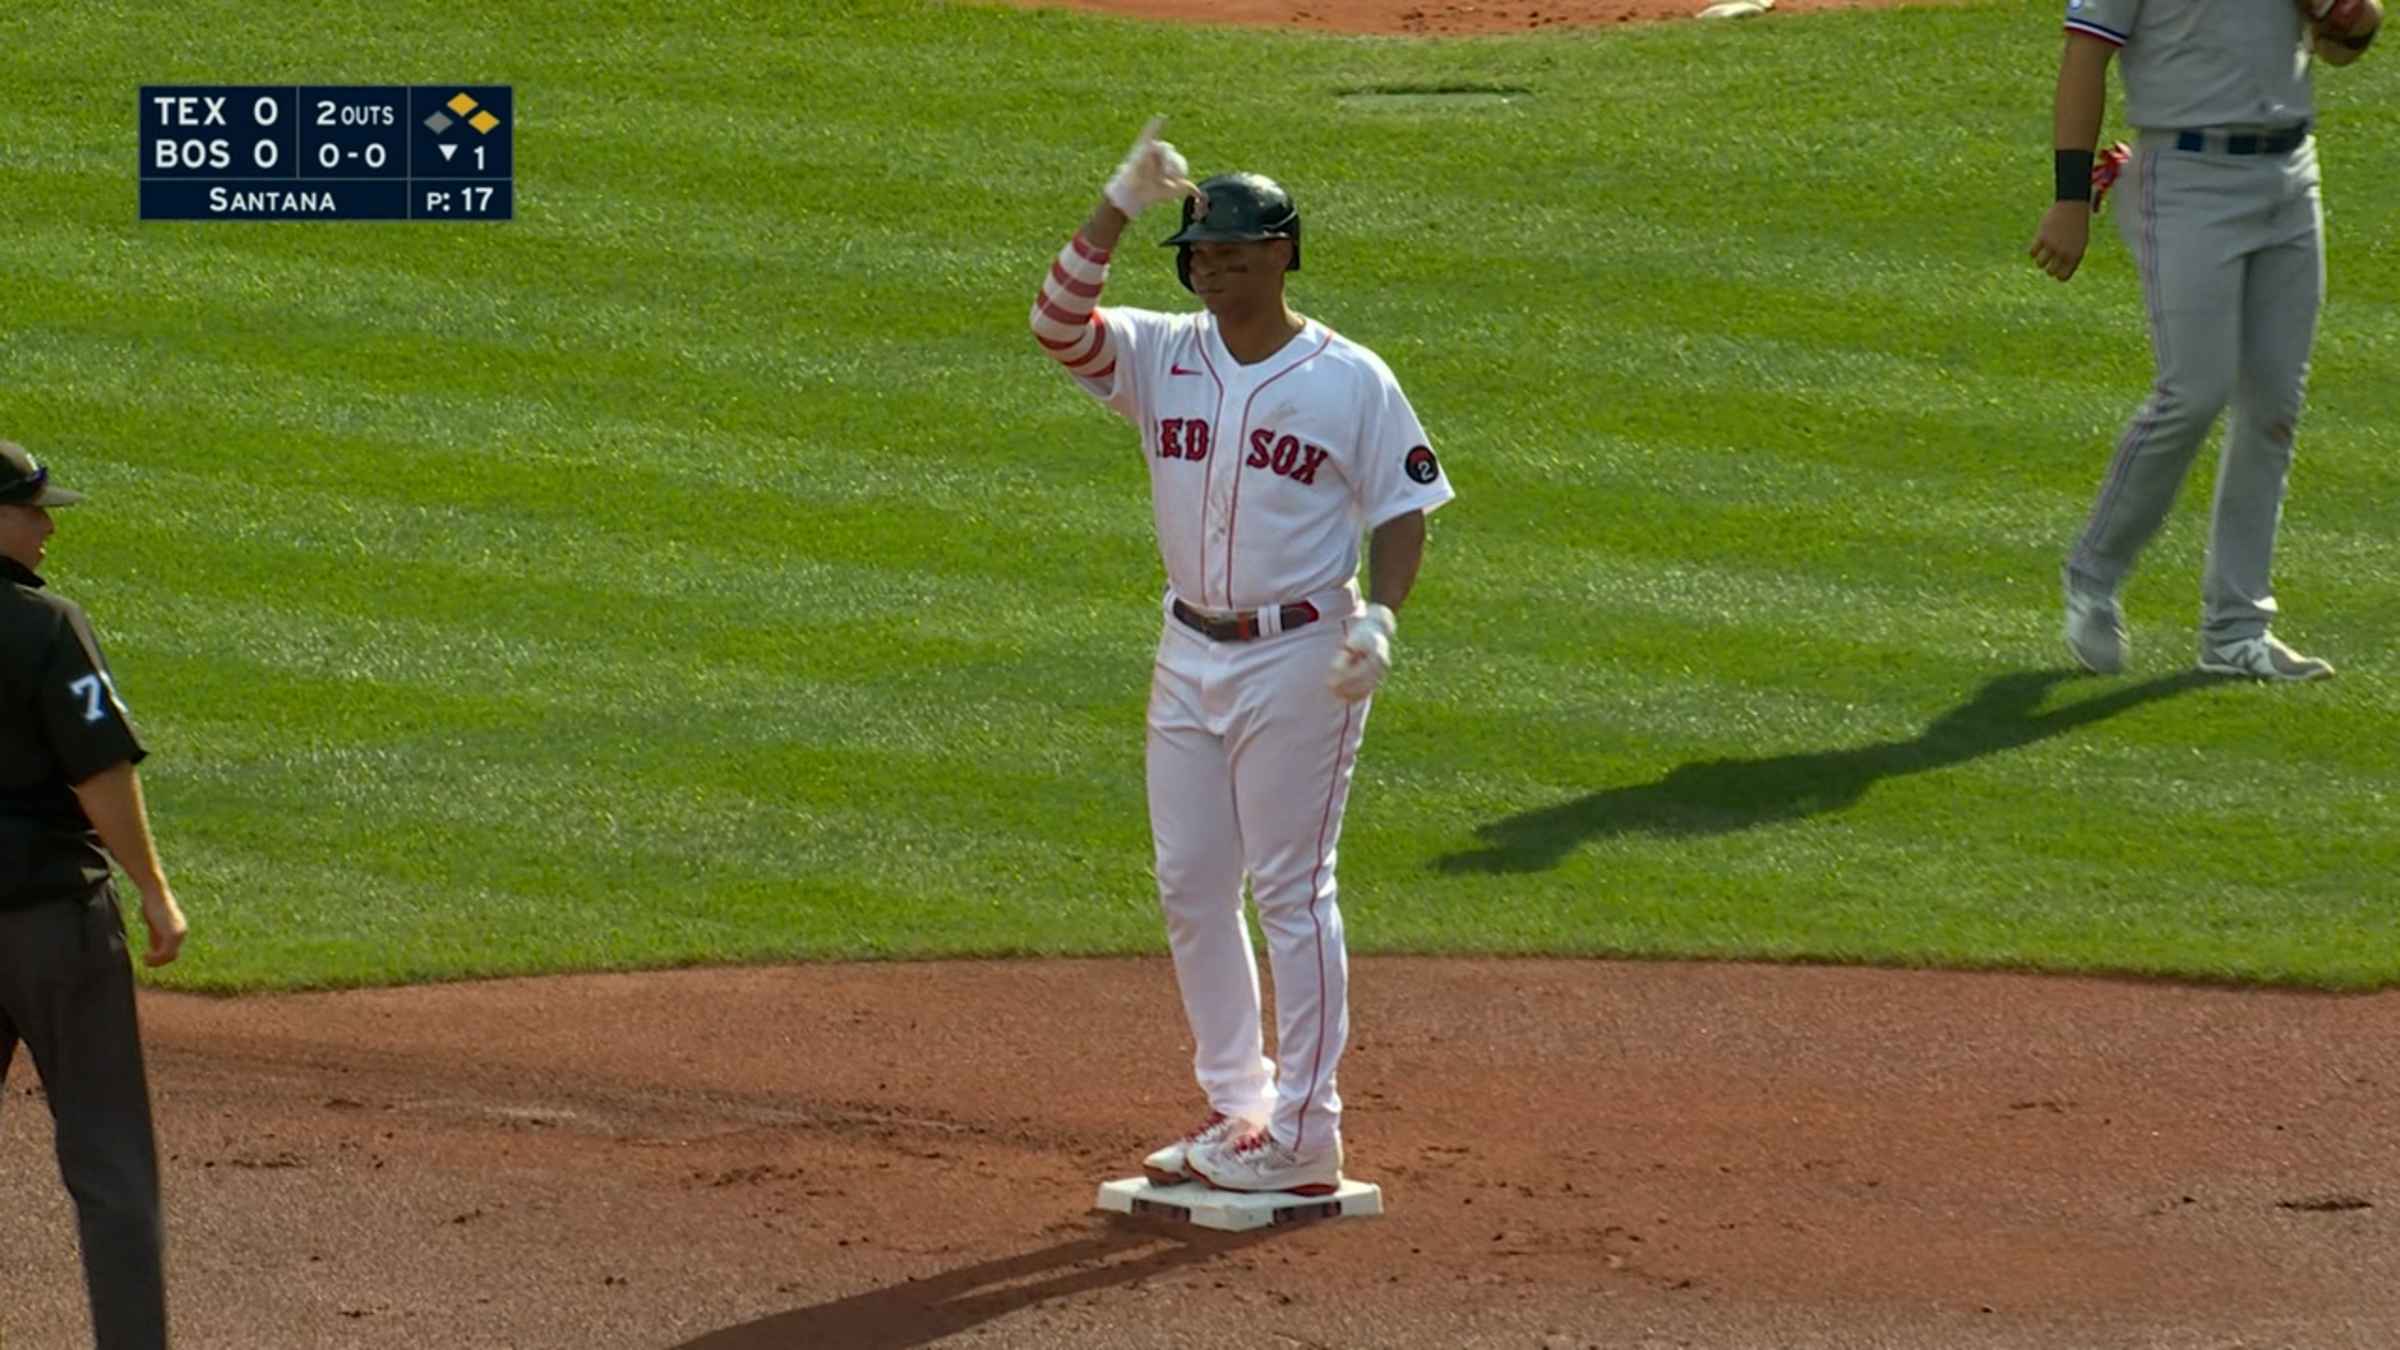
[2031,0,2380,680]
[1029,119,1453,1195]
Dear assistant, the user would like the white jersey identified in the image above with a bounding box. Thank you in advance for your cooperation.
[1069,307,1454,613]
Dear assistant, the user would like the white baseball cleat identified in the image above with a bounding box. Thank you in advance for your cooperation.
[1143,1111,1252,1187]
[2197,633,2334,682]
[2062,576,2128,675]
[1188,1128,1343,1197]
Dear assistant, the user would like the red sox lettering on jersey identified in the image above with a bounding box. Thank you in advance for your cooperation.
[1099,311,1447,612]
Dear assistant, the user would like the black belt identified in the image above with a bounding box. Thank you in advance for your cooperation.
[1171,598,1321,643]
[2174,122,2309,156]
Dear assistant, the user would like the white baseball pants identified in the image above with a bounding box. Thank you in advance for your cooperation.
[1145,586,1366,1160]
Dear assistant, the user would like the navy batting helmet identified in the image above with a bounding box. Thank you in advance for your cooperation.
[1160,172,1301,293]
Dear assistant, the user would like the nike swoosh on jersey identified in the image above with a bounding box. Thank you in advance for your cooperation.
[1170,364,1202,376]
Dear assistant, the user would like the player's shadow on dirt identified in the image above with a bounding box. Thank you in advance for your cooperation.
[665,1216,1282,1349]
[1437,668,2214,875]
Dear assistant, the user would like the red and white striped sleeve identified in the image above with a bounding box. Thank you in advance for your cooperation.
[1029,232,1119,386]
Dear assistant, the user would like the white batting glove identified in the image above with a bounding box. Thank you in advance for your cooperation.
[1104,115,1197,218]
[1327,604,1396,702]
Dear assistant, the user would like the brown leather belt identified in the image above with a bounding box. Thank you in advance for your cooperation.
[1172,598,1322,643]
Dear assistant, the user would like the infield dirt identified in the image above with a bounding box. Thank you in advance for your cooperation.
[4,959,2394,1347]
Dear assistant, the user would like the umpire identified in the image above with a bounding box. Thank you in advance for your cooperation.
[2,439,187,1349]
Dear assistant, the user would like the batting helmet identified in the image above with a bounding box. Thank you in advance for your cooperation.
[1160,172,1301,292]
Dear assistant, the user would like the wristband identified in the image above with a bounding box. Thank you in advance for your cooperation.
[2054,149,2096,204]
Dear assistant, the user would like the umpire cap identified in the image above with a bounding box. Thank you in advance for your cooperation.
[0,442,85,507]
[1161,172,1301,292]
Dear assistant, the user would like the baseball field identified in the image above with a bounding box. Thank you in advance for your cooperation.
[3,0,2398,1346]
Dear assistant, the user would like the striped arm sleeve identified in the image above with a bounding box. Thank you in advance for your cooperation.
[1029,232,1118,384]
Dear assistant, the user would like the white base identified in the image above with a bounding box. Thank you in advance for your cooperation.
[1093,1176,1385,1231]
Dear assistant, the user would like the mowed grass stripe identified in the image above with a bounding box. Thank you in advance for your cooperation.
[20,277,2392,622]
[2,1,2394,990]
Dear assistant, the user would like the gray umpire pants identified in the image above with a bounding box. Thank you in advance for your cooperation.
[0,884,168,1350]
[2066,132,2324,643]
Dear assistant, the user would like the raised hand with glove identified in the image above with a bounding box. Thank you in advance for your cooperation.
[1103,115,1198,220]
[1031,115,1201,386]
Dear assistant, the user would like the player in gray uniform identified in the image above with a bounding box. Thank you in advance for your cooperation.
[2030,0,2382,681]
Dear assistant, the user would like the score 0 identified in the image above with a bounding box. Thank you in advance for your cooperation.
[150,91,287,172]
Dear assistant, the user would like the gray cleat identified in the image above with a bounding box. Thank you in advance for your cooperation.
[2197,633,2334,682]
[2062,577,2128,674]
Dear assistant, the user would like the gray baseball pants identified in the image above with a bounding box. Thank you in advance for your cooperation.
[2067,131,2324,643]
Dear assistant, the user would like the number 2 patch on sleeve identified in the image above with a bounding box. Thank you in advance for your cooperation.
[1404,445,1440,485]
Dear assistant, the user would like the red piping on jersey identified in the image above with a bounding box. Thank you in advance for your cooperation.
[1223,328,1334,610]
[2062,18,2126,46]
[1193,332,1229,607]
[1292,696,1359,1156]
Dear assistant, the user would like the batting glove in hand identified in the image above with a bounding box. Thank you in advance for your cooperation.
[1327,604,1396,703]
[1104,115,1197,218]
[2090,142,2131,214]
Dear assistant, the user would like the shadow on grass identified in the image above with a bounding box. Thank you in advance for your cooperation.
[1437,668,2215,875]
[666,1216,1283,1349]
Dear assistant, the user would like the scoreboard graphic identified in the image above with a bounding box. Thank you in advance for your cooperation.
[140,85,514,221]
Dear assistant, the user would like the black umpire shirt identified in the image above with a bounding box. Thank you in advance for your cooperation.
[1,555,146,909]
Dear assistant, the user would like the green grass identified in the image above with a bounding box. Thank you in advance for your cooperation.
[2,0,2394,990]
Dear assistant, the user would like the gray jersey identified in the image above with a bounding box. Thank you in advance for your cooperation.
[2065,0,2314,130]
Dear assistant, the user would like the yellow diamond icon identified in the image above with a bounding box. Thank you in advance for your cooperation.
[447,92,478,116]
[469,110,500,134]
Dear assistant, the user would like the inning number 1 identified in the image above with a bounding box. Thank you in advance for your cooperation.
[68,673,112,724]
